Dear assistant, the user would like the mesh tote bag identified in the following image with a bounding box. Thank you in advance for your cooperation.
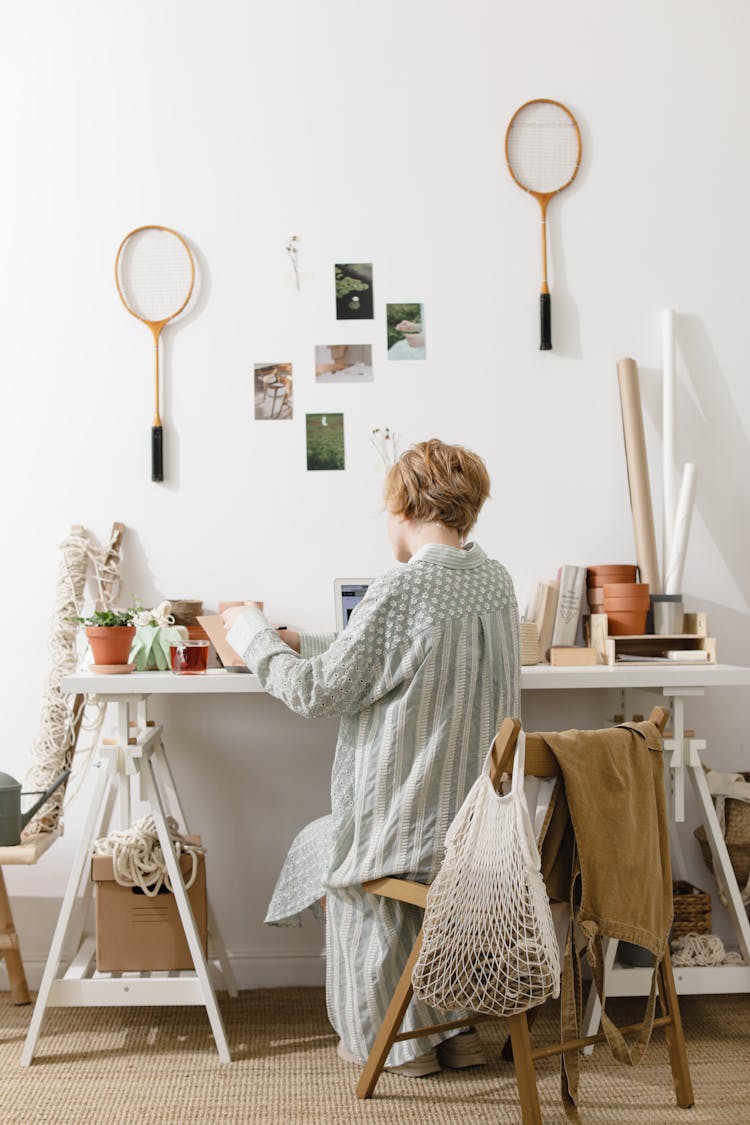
[412,731,560,1016]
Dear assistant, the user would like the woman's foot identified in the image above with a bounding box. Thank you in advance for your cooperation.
[336,1040,364,1065]
[337,1039,441,1077]
[436,1028,487,1069]
[385,1048,440,1077]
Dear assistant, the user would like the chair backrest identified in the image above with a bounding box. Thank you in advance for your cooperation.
[489,707,668,788]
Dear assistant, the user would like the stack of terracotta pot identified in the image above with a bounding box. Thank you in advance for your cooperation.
[587,565,649,636]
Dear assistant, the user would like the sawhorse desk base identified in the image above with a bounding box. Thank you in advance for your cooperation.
[21,694,238,1066]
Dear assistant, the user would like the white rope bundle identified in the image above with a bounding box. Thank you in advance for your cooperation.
[93,814,205,897]
[671,932,743,967]
[23,526,123,837]
[412,732,560,1016]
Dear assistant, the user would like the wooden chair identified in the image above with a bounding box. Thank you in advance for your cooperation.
[356,706,694,1123]
[0,830,62,1004]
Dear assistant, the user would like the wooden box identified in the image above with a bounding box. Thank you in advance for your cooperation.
[589,612,717,667]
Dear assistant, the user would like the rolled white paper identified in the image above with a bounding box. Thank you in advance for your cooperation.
[665,462,698,595]
[662,309,677,586]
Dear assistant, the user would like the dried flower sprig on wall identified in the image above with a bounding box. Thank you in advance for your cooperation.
[370,427,399,468]
[285,235,301,290]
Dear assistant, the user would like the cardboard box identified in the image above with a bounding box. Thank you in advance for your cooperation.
[92,838,207,972]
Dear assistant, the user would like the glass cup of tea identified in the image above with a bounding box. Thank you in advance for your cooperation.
[170,639,210,675]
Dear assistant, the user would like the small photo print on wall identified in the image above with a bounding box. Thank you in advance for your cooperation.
[254,363,293,420]
[306,413,345,471]
[386,303,426,360]
[335,263,374,320]
[315,344,373,383]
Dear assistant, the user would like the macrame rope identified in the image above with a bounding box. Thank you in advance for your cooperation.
[23,526,123,837]
[93,814,205,897]
[671,932,743,966]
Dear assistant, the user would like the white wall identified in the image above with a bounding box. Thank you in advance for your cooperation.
[2,0,749,986]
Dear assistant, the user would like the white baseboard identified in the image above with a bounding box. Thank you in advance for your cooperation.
[1,945,326,994]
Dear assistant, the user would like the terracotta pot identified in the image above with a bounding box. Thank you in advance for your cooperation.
[602,582,649,599]
[604,604,651,619]
[587,589,606,607]
[606,610,648,636]
[587,565,637,587]
[603,597,651,612]
[85,626,136,666]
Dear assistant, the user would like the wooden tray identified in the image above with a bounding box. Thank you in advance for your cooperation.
[589,613,717,667]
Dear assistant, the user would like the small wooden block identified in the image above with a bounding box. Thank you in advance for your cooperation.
[550,646,600,667]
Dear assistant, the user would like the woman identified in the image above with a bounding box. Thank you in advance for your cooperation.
[223,439,520,1075]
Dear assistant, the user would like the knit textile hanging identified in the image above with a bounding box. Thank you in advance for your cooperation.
[22,524,124,838]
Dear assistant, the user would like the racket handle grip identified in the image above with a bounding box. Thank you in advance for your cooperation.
[151,426,164,482]
[540,293,552,351]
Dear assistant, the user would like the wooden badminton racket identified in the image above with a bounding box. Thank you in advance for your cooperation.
[115,225,195,481]
[505,99,581,351]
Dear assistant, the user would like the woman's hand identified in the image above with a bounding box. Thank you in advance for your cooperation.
[221,601,264,631]
[221,606,301,653]
[277,628,301,653]
[221,606,246,632]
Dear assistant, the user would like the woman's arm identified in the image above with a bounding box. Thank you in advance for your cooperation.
[225,583,403,718]
[298,630,337,658]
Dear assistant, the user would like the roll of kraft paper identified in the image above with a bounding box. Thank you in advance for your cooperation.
[665,462,698,594]
[617,357,661,593]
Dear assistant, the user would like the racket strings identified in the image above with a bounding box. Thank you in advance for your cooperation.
[507,105,580,195]
[117,229,194,323]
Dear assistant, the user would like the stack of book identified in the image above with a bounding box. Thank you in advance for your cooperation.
[523,565,590,664]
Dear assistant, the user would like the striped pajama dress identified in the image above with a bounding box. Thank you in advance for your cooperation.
[227,542,520,1065]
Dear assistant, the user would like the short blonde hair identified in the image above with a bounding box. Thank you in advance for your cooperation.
[384,439,490,539]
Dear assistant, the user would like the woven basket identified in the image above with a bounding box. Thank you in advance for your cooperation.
[672,880,711,939]
[168,599,204,626]
[520,621,539,666]
[693,774,750,904]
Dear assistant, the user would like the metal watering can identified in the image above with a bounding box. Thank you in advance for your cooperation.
[0,769,70,847]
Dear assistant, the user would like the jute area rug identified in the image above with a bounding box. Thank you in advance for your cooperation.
[1,989,748,1124]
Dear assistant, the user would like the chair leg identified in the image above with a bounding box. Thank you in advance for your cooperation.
[0,869,30,1005]
[508,1012,543,1125]
[657,947,695,1109]
[501,1003,542,1061]
[357,930,424,1099]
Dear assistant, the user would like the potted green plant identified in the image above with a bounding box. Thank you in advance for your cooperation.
[71,607,139,669]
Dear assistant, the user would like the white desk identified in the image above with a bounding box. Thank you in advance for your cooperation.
[57,662,750,694]
[24,663,750,1065]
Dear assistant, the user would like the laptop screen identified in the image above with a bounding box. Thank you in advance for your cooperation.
[334,579,371,631]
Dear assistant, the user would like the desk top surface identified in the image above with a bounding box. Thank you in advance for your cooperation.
[62,663,750,695]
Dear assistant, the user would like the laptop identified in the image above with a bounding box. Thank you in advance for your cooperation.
[334,579,371,631]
